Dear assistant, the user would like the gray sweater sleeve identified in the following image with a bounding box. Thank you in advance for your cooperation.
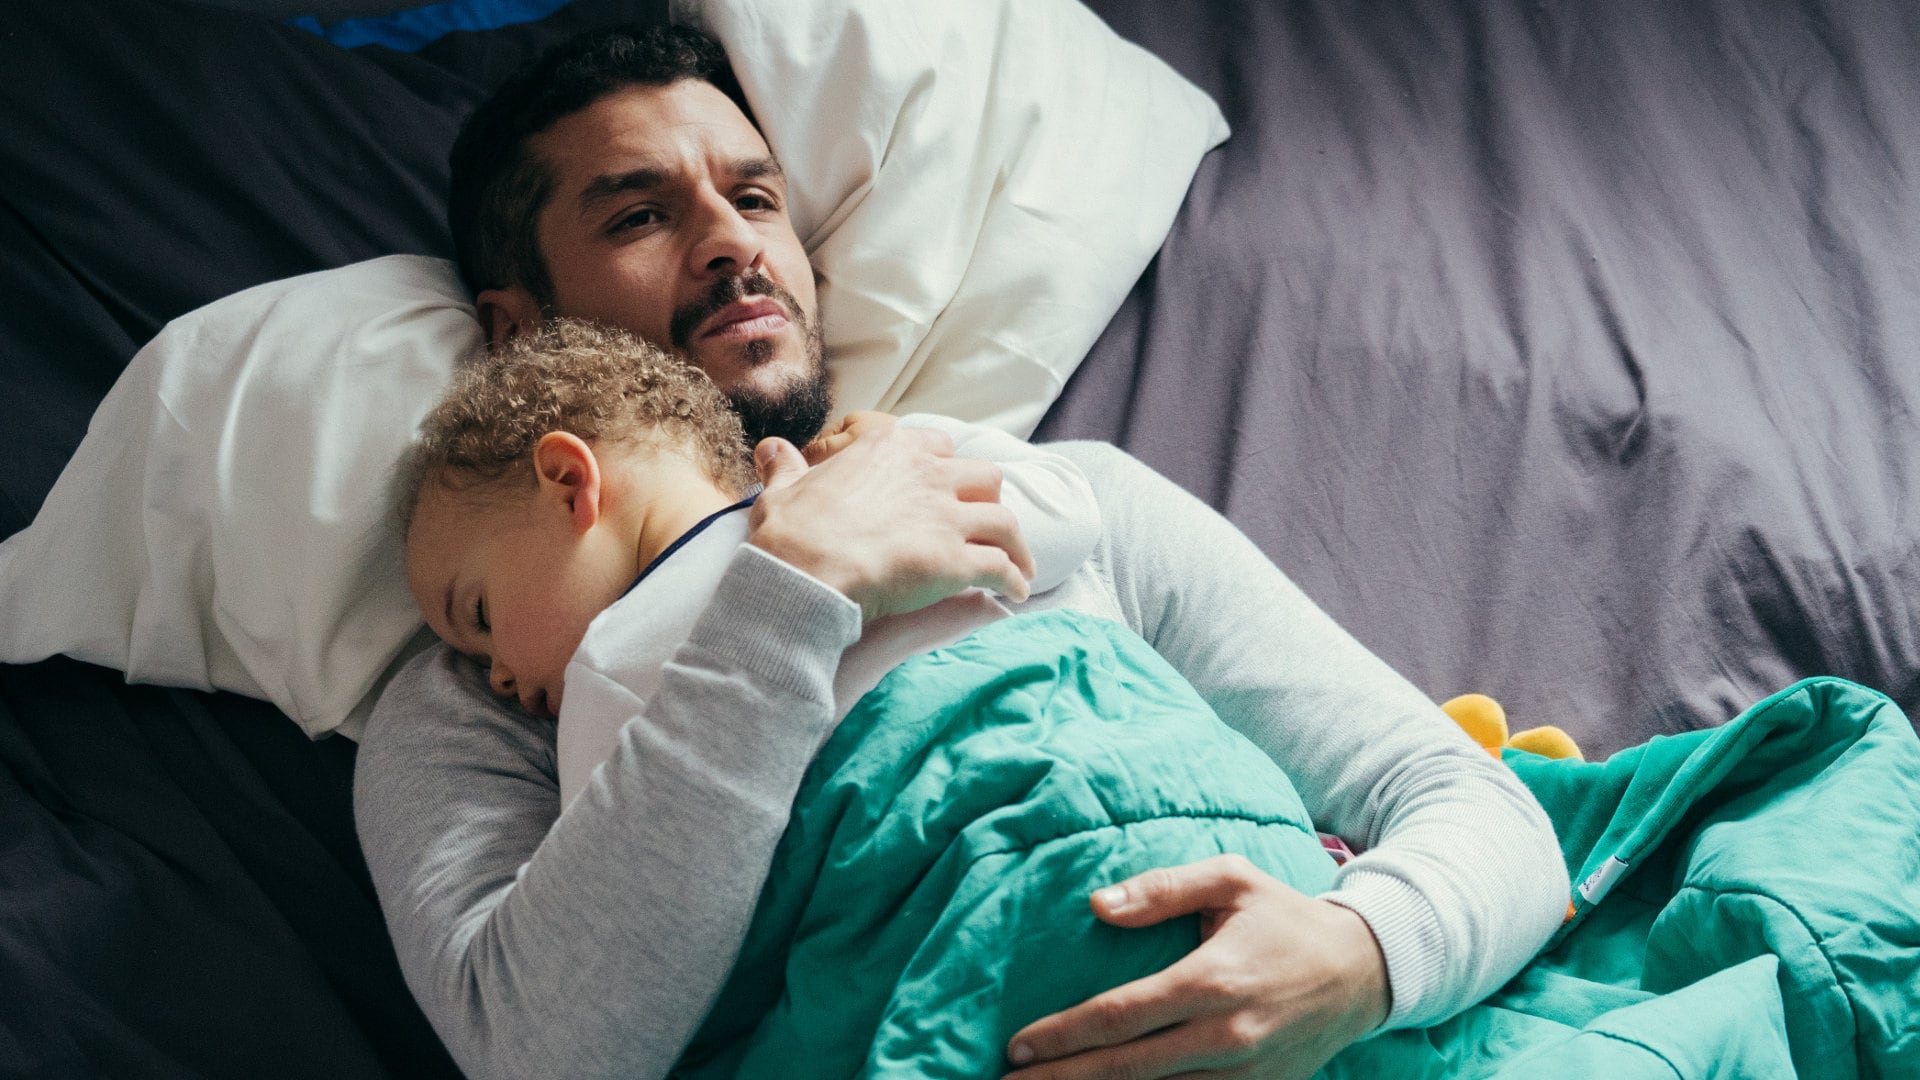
[1046,442,1570,1031]
[354,545,861,1080]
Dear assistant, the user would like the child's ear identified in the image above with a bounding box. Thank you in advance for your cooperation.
[533,432,602,533]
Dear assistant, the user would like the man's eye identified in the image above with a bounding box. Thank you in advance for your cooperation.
[612,208,660,232]
[475,597,490,634]
[737,193,776,212]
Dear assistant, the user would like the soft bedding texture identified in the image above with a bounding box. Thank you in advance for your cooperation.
[0,0,1224,739]
[675,610,1340,1079]
[1035,0,1920,758]
[3,0,1918,1075]
[675,0,1229,435]
[0,256,467,739]
[685,628,1920,1078]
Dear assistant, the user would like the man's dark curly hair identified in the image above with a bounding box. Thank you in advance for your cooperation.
[447,24,753,308]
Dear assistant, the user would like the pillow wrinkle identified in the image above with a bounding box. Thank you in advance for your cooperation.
[3,0,1224,737]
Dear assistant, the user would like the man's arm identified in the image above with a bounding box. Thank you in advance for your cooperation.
[1006,442,1568,1076]
[356,547,859,1080]
[356,427,1029,1080]
[1074,441,1567,1023]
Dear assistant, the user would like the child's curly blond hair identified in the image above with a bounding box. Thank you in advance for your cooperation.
[401,318,757,522]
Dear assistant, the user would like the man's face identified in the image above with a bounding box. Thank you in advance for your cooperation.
[516,81,829,442]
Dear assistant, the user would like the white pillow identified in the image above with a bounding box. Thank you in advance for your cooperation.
[0,255,470,739]
[680,0,1230,436]
[0,0,1226,738]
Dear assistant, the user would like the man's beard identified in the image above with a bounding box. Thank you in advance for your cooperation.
[727,341,832,446]
[670,273,833,446]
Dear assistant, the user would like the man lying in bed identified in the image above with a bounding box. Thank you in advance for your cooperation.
[398,316,1363,1077]
[352,24,1569,1080]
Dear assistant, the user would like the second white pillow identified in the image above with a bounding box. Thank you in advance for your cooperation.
[678,0,1229,437]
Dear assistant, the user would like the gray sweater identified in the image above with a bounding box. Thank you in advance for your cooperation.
[355,440,1569,1080]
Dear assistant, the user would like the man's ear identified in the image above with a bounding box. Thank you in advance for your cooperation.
[476,286,544,346]
[532,432,602,533]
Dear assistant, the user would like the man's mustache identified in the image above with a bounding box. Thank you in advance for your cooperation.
[668,273,805,350]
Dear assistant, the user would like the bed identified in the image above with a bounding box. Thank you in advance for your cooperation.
[2,0,1916,1075]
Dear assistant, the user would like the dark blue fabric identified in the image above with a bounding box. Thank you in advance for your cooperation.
[290,0,576,52]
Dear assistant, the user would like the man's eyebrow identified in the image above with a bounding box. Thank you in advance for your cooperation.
[735,156,784,182]
[579,166,670,210]
[576,157,786,212]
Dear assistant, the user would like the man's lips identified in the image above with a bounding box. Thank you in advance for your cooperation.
[699,298,789,341]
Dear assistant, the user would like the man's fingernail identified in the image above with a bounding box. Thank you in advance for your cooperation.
[1009,1042,1034,1065]
[1096,885,1132,912]
[755,441,776,468]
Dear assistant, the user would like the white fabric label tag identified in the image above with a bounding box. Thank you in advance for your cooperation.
[1577,856,1632,904]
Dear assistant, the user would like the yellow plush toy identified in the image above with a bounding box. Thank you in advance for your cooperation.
[1444,693,1583,924]
[1441,693,1583,762]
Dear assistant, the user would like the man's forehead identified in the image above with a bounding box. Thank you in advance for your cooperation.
[533,81,771,182]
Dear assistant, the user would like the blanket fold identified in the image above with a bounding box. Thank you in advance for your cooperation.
[675,616,1919,1080]
[1339,677,1919,1079]
[1505,677,1920,1079]
[676,610,1336,1079]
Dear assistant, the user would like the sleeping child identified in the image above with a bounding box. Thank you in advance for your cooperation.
[398,318,1358,1079]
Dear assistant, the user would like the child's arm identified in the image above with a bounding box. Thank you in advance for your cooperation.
[887,412,1102,596]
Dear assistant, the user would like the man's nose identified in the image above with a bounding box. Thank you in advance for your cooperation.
[687,191,763,278]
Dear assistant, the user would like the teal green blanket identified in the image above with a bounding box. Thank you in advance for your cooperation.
[675,612,1920,1079]
[1336,676,1920,1078]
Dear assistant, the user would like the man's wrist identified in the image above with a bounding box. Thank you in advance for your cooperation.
[1323,900,1391,1037]
[1319,868,1445,1031]
[745,531,859,607]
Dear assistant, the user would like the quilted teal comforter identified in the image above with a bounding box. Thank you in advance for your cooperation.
[674,612,1920,1078]
[1338,676,1920,1078]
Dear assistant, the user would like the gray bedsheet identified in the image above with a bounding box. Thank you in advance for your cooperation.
[1046,0,1920,755]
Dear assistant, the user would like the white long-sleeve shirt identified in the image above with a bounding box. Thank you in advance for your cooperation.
[354,439,1569,1080]
[557,413,1103,808]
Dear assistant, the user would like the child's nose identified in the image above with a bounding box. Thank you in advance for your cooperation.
[489,662,515,698]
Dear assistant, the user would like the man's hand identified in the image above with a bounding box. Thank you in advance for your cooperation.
[748,427,1036,622]
[1004,856,1389,1080]
[803,410,898,464]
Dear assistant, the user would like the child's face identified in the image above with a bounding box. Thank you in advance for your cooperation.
[406,481,638,719]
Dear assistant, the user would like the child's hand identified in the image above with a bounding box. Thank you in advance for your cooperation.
[803,410,898,465]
